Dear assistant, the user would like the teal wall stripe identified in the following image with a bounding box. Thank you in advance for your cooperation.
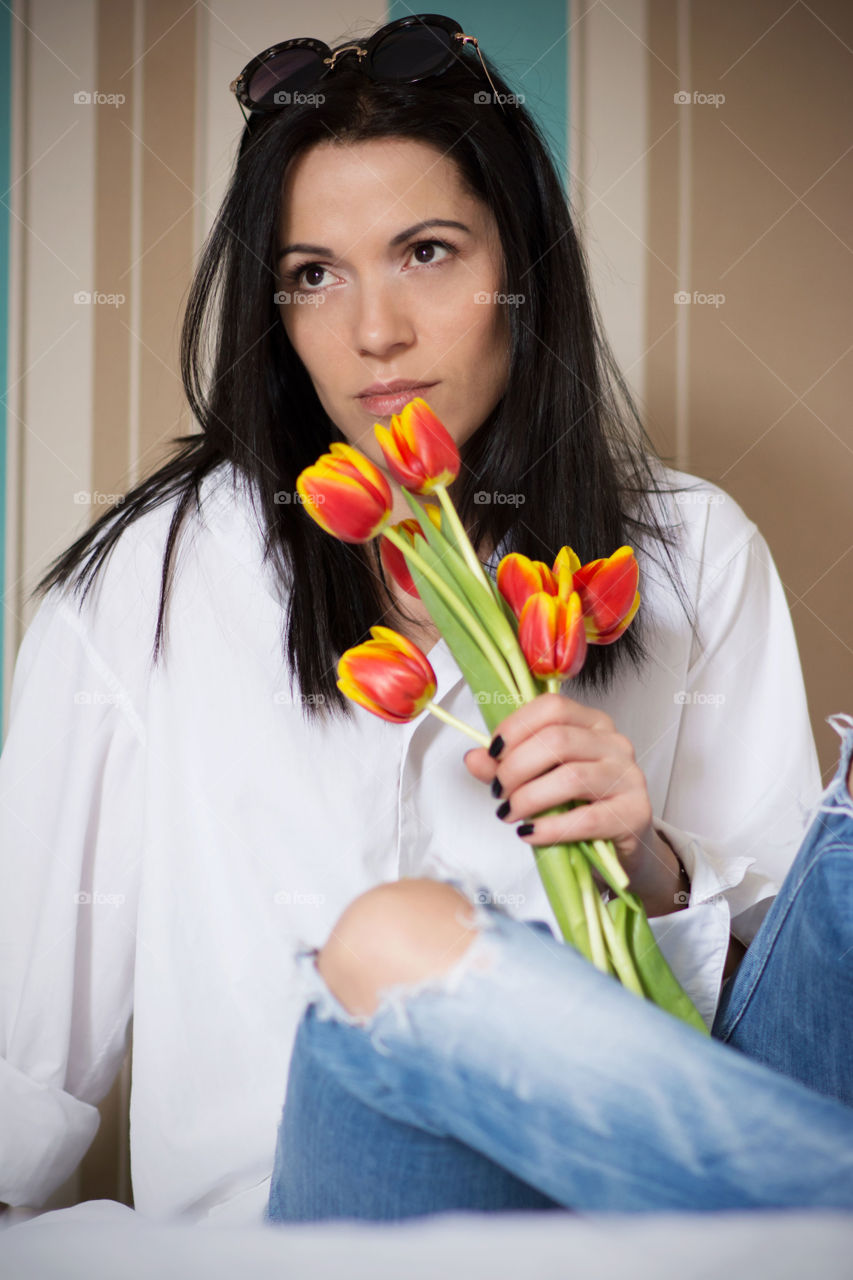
[387,1,569,180]
[0,1,10,736]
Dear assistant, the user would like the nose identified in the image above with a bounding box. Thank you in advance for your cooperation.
[352,276,415,359]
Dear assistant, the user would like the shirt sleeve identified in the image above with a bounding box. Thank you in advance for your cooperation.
[0,590,144,1207]
[644,525,821,1029]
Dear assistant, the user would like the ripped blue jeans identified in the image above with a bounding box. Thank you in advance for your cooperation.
[266,715,853,1221]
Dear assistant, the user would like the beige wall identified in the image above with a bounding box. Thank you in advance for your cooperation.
[645,0,853,780]
[3,0,851,1214]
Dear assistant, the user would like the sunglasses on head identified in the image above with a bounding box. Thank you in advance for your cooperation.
[229,12,503,121]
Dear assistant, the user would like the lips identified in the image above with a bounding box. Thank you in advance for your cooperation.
[356,380,439,416]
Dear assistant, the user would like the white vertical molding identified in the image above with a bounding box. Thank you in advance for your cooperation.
[20,0,96,636]
[574,0,649,409]
[127,0,143,488]
[3,0,27,735]
[568,0,583,205]
[675,0,691,469]
[193,0,209,259]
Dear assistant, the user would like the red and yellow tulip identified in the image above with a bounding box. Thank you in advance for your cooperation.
[572,546,640,645]
[374,398,459,494]
[296,442,392,543]
[498,545,639,647]
[379,505,442,597]
[337,626,437,724]
[518,590,588,681]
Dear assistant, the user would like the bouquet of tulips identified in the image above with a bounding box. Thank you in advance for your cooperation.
[296,399,707,1034]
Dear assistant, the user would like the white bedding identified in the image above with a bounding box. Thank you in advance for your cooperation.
[1,1200,852,1279]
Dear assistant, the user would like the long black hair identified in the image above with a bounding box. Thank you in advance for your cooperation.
[33,33,693,722]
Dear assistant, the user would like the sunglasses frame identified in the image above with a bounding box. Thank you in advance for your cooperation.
[229,12,502,120]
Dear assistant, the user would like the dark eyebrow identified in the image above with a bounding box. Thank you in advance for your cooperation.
[277,219,472,261]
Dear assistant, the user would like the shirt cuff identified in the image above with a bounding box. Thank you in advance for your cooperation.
[645,819,759,1030]
[0,1056,101,1207]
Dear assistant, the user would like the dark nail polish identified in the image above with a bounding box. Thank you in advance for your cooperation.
[495,799,511,820]
[517,822,535,837]
[489,734,504,758]
[491,776,503,799]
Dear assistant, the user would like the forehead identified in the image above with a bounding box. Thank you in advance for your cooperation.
[279,137,484,238]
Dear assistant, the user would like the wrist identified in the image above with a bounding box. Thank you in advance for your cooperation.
[639,828,691,917]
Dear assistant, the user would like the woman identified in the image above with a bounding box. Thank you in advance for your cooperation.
[0,15,821,1223]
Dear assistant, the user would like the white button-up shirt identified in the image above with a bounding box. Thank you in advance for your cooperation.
[0,462,821,1224]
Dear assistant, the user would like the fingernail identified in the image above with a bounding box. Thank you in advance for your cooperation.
[516,822,534,837]
[495,799,511,820]
[488,734,504,758]
[490,776,503,799]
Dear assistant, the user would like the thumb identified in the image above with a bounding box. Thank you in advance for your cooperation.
[464,746,497,785]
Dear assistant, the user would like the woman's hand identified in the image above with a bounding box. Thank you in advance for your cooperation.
[463,692,687,917]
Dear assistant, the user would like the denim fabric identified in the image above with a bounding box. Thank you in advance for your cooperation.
[267,715,853,1222]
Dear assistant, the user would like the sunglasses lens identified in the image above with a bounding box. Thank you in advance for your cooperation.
[247,47,325,107]
[371,23,456,81]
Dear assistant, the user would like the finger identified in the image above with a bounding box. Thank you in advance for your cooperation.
[463,746,498,785]
[494,724,623,797]
[495,758,629,824]
[487,692,614,759]
[514,797,652,862]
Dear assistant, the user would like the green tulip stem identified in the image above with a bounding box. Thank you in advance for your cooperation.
[433,484,494,593]
[384,527,519,698]
[424,702,491,747]
[594,894,646,997]
[429,485,541,703]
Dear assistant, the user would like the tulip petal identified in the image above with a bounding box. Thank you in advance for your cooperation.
[374,398,459,494]
[497,553,557,619]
